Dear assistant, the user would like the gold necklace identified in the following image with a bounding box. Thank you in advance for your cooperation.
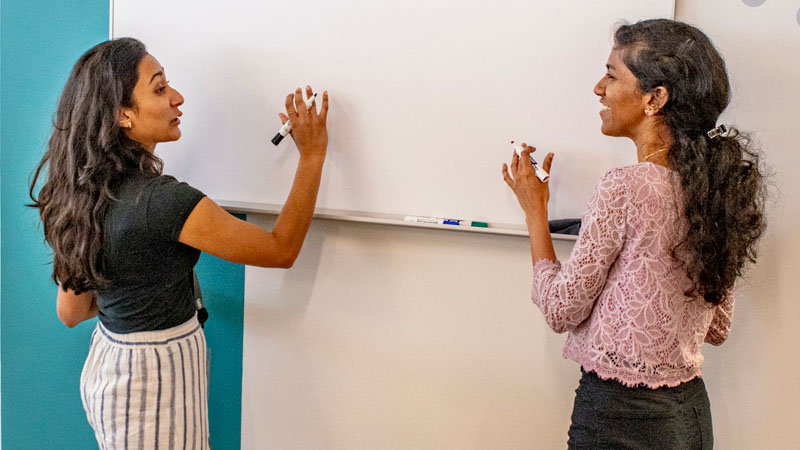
[643,148,668,161]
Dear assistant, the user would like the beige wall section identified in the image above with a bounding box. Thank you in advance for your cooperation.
[242,217,579,449]
[241,2,800,449]
[675,1,800,449]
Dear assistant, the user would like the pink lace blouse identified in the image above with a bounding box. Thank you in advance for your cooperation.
[532,163,734,388]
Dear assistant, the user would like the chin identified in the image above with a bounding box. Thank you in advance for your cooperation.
[599,124,621,137]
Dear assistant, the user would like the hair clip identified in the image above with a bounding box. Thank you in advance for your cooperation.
[707,124,728,139]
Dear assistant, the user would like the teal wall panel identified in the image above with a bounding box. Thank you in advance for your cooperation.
[1,2,244,448]
[197,247,245,450]
[1,2,111,448]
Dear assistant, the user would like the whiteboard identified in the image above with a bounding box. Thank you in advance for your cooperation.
[112,0,674,225]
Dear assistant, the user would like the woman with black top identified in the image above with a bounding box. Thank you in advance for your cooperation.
[29,38,328,448]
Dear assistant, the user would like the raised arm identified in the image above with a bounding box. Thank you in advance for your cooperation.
[520,168,628,333]
[502,143,557,264]
[178,86,329,268]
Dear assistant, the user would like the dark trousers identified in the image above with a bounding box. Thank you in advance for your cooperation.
[567,369,713,450]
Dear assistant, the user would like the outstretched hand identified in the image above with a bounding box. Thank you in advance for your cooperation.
[502,142,554,218]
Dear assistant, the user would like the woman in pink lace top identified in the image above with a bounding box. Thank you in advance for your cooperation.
[502,19,766,450]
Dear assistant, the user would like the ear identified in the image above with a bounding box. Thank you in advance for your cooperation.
[117,107,134,129]
[645,86,669,113]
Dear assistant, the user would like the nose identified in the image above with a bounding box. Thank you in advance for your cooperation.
[171,87,184,107]
[593,77,605,97]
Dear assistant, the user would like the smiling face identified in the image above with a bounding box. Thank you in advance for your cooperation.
[118,54,184,152]
[593,48,649,139]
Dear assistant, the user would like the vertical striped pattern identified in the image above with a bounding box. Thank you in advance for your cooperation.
[80,315,210,449]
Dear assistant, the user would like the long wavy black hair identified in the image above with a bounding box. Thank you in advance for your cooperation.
[29,38,163,293]
[614,19,767,304]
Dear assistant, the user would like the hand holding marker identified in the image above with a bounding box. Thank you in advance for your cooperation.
[511,140,549,182]
[272,93,317,145]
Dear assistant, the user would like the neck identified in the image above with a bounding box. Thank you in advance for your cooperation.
[633,124,673,167]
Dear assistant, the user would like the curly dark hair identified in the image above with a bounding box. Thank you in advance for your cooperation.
[614,19,767,304]
[29,38,163,293]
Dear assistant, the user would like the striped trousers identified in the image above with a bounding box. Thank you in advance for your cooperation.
[80,315,210,449]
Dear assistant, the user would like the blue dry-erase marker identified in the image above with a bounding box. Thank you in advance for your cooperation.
[441,219,460,225]
[511,140,549,182]
[272,93,317,145]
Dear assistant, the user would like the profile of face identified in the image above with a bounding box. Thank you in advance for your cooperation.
[593,48,650,139]
[118,54,184,151]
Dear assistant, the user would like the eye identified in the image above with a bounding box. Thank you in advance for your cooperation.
[605,73,614,80]
[155,80,171,93]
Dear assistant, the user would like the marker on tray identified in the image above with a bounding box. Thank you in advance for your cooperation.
[511,140,549,182]
[404,216,460,225]
[405,216,488,228]
[404,215,439,224]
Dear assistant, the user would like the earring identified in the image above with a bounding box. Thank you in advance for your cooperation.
[126,122,132,129]
[644,108,654,116]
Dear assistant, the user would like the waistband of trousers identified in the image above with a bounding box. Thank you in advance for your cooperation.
[96,313,200,347]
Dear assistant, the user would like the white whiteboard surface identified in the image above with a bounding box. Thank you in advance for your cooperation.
[112,0,674,225]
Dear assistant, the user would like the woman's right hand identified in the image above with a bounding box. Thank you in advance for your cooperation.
[278,86,329,159]
[502,143,554,220]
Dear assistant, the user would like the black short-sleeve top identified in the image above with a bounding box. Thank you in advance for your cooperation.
[97,172,206,333]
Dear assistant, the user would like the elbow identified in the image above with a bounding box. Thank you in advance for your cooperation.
[545,319,573,334]
[57,302,88,328]
[255,250,297,269]
[57,309,80,328]
[534,298,584,334]
[541,311,576,334]
[277,258,296,269]
[705,330,729,346]
[273,251,298,269]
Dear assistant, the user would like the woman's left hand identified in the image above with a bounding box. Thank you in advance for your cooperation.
[502,143,554,218]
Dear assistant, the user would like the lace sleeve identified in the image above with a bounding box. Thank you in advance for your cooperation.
[531,170,628,333]
[704,291,735,345]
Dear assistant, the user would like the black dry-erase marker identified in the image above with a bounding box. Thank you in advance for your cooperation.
[272,93,317,145]
[511,140,549,182]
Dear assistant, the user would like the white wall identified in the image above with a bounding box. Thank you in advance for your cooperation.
[675,2,800,449]
[240,2,800,449]
[243,217,579,449]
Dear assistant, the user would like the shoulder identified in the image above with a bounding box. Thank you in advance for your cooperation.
[139,174,203,198]
[145,173,185,189]
[115,171,170,192]
[593,166,635,199]
[114,172,204,211]
[599,163,647,185]
[597,163,674,194]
